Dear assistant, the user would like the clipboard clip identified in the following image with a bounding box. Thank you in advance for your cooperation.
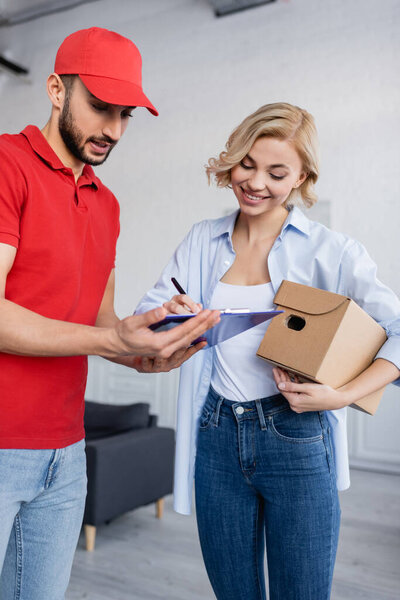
[219,308,250,314]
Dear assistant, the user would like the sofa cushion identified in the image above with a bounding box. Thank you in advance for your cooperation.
[84,401,150,440]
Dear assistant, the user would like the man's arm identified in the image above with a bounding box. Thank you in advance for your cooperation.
[95,269,120,328]
[0,243,219,360]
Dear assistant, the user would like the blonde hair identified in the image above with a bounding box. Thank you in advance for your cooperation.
[206,102,319,208]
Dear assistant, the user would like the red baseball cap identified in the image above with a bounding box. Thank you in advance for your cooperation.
[54,27,158,116]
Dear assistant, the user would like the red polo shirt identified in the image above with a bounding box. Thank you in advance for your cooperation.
[0,126,120,448]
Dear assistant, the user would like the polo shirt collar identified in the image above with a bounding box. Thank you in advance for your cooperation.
[210,205,310,240]
[21,125,98,189]
[79,165,98,189]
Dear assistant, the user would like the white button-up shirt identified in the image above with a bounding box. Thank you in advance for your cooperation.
[136,207,400,515]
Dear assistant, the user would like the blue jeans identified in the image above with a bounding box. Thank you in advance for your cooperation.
[0,440,87,600]
[195,387,341,600]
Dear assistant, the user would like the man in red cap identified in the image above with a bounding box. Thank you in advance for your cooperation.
[0,27,218,598]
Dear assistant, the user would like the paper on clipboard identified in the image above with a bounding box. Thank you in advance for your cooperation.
[149,310,283,347]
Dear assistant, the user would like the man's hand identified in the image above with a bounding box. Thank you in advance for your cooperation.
[273,367,349,412]
[107,306,220,359]
[130,340,207,372]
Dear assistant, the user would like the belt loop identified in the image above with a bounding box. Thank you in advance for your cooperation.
[255,399,267,431]
[213,397,224,427]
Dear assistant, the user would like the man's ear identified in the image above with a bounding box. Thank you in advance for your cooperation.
[46,73,65,111]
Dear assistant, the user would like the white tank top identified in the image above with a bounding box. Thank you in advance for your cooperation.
[210,281,278,403]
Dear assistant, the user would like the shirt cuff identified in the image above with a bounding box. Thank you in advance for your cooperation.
[375,337,400,386]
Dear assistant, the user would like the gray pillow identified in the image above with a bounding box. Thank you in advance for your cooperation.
[84,401,150,440]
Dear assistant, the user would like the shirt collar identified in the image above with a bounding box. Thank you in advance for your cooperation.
[280,206,311,238]
[210,206,310,240]
[210,210,240,239]
[21,125,98,189]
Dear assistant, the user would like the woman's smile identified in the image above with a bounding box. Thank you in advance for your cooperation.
[240,187,271,204]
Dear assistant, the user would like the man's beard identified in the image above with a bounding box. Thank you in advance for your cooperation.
[58,97,115,166]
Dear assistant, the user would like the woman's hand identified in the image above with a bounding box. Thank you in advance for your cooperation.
[273,367,350,412]
[163,294,202,315]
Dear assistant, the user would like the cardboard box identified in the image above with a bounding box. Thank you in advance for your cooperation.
[257,281,387,415]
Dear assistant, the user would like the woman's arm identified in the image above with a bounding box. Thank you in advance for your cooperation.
[273,359,399,413]
[273,237,400,411]
[338,239,400,383]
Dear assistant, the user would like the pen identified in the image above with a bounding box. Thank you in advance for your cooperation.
[171,277,200,314]
[171,277,248,314]
[171,277,186,295]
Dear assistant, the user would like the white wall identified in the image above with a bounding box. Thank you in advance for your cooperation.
[1,0,399,467]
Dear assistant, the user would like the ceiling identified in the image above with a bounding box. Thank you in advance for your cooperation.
[0,0,277,25]
[0,0,99,26]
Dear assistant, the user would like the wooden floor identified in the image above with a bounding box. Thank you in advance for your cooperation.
[67,469,400,600]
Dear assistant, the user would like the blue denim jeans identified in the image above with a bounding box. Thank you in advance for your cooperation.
[0,440,87,600]
[195,387,341,600]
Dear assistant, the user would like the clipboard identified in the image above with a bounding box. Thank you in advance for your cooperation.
[149,310,283,347]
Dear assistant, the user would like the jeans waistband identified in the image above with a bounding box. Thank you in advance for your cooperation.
[205,386,289,430]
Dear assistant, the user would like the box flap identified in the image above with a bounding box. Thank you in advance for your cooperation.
[274,281,348,316]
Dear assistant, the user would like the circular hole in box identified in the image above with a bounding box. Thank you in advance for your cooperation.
[285,315,306,331]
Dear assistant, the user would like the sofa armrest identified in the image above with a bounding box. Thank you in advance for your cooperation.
[148,414,158,427]
[84,427,175,526]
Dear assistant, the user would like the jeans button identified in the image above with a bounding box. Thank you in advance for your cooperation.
[235,406,244,415]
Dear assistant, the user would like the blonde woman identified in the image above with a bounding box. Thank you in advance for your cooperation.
[136,103,400,600]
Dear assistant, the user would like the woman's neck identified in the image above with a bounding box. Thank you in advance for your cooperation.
[235,206,289,244]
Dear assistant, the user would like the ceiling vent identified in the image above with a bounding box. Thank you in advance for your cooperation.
[209,0,277,17]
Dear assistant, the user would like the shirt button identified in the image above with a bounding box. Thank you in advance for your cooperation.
[224,260,230,266]
[235,406,244,415]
